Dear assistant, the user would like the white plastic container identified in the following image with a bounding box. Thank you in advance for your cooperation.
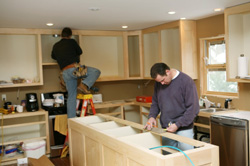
[22,139,46,159]
[5,144,17,157]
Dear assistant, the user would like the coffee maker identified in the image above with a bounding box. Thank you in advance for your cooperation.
[26,93,39,112]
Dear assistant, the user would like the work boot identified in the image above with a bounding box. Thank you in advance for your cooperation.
[77,84,91,94]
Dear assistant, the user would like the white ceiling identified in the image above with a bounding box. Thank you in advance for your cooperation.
[0,0,250,31]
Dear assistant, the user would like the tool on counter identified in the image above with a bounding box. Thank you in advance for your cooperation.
[146,122,167,134]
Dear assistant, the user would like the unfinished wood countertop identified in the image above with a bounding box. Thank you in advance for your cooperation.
[198,109,238,118]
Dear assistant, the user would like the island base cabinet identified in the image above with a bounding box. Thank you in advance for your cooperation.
[68,115,219,166]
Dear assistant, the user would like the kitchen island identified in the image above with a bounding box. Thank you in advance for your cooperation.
[68,114,219,166]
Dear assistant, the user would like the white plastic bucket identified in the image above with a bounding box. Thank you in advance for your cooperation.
[22,139,46,159]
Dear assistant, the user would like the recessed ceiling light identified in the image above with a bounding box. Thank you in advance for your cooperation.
[89,7,100,11]
[168,11,176,15]
[180,17,186,20]
[122,25,128,29]
[46,23,54,26]
[214,8,222,12]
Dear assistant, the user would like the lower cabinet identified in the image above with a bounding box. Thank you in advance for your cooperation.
[68,114,219,166]
[0,110,50,165]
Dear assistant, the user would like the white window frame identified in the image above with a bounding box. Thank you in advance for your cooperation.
[199,35,238,97]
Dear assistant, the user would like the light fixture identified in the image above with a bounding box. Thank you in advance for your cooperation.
[180,17,186,20]
[168,11,176,15]
[89,7,100,11]
[122,25,128,29]
[53,34,60,38]
[46,23,54,26]
[214,8,222,12]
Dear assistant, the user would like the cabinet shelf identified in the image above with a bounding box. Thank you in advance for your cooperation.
[42,63,58,66]
[2,121,46,129]
[0,136,47,146]
[0,110,50,165]
[194,122,210,129]
[1,153,25,162]
[0,82,42,88]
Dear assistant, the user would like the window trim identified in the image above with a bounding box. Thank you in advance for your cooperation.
[199,35,238,97]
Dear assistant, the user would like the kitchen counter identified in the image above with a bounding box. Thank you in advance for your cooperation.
[92,99,241,135]
[198,108,238,118]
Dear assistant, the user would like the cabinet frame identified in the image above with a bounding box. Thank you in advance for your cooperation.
[142,20,197,79]
[225,2,250,82]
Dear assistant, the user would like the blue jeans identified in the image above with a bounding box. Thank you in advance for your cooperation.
[62,66,101,118]
[162,128,194,152]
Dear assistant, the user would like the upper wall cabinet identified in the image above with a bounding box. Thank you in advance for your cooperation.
[41,34,79,65]
[142,20,197,79]
[225,3,250,82]
[0,29,43,88]
[127,31,143,79]
[79,31,125,81]
[0,21,196,88]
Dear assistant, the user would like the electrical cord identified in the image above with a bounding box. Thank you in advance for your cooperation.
[149,145,195,166]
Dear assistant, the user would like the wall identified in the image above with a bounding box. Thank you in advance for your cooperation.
[196,14,250,111]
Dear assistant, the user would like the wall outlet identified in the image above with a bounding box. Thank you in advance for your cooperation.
[2,94,6,101]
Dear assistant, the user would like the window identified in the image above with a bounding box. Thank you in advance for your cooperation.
[200,36,238,96]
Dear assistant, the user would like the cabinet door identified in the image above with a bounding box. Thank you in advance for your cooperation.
[0,34,42,87]
[143,32,159,78]
[80,36,124,80]
[225,3,250,82]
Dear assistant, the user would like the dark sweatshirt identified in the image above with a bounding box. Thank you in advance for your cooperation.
[51,38,82,69]
[148,71,199,131]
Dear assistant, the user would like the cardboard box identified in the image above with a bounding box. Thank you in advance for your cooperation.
[17,155,54,166]
[28,155,54,166]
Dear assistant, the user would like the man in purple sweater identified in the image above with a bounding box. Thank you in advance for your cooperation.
[145,63,199,151]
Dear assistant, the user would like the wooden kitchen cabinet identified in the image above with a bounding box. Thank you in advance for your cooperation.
[0,110,50,165]
[0,29,43,88]
[41,34,80,66]
[142,20,197,79]
[79,32,125,81]
[68,114,219,166]
[0,21,197,87]
[225,2,250,82]
[126,31,143,79]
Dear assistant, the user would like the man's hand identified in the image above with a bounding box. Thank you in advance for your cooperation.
[166,123,178,133]
[144,117,156,130]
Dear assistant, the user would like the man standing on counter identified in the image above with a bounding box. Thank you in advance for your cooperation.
[52,27,101,118]
[144,63,199,151]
